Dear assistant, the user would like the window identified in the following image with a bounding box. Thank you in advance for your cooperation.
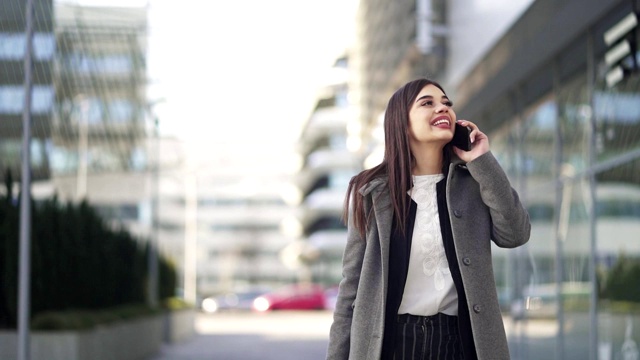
[0,33,23,59]
[0,32,55,60]
[0,85,54,114]
[109,100,134,123]
[62,53,133,75]
[95,204,140,221]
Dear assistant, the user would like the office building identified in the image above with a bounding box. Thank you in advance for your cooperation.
[287,56,362,285]
[351,0,447,157]
[193,139,300,296]
[48,4,151,238]
[0,0,54,182]
[452,1,640,358]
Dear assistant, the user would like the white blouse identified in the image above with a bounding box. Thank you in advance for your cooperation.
[397,173,458,316]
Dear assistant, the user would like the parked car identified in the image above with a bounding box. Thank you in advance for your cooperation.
[252,284,326,312]
[202,289,269,313]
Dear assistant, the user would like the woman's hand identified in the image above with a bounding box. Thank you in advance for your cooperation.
[453,120,489,163]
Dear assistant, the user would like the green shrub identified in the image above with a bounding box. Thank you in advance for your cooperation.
[163,297,193,311]
[30,304,161,331]
[110,304,159,320]
[0,170,179,330]
[602,300,640,314]
[31,310,98,331]
[601,254,640,303]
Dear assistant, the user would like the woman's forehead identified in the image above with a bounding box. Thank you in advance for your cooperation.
[418,84,446,97]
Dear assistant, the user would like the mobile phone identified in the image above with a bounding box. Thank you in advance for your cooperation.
[451,123,472,151]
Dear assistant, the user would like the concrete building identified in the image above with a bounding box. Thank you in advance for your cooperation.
[0,1,195,316]
[192,139,300,297]
[47,4,151,238]
[1,0,164,289]
[287,56,362,285]
[350,0,448,159]
[1,2,153,236]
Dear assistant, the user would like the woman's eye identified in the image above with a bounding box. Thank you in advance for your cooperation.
[444,101,453,107]
[422,101,434,106]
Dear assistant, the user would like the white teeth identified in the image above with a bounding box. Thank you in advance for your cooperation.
[433,119,450,126]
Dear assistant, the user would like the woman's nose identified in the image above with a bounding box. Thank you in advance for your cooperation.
[435,103,449,113]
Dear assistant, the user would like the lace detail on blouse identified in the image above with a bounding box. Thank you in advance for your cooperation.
[409,174,449,291]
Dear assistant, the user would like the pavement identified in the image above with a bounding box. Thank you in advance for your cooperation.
[149,310,334,360]
[149,310,636,360]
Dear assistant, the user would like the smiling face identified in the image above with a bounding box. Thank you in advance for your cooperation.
[408,84,456,148]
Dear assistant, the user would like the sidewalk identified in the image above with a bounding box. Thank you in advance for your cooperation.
[149,311,333,360]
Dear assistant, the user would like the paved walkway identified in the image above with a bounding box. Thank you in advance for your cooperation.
[149,310,334,360]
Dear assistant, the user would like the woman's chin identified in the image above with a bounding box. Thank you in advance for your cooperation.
[437,134,454,145]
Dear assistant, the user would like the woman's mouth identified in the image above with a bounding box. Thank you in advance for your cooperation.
[431,116,451,128]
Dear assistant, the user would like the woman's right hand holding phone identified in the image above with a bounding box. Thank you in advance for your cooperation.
[453,120,489,163]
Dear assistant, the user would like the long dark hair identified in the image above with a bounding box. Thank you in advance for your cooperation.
[343,78,454,237]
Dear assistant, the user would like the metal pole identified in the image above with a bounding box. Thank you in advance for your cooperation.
[586,28,599,360]
[76,98,89,200]
[18,0,35,358]
[184,170,198,305]
[552,60,566,360]
[148,116,159,308]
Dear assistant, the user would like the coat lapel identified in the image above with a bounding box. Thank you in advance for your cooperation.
[359,178,393,288]
[372,185,392,282]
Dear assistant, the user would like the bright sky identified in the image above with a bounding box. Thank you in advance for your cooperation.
[58,0,359,174]
[145,0,359,145]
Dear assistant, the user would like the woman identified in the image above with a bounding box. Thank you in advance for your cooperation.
[326,78,531,360]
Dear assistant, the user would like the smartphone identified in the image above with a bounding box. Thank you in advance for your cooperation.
[451,123,472,151]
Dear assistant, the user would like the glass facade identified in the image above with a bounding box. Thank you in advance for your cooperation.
[0,0,53,181]
[593,76,640,360]
[489,57,640,360]
[0,32,55,61]
[445,1,640,357]
[0,85,54,114]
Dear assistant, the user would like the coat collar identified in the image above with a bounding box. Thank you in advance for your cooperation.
[358,154,466,197]
[358,176,388,197]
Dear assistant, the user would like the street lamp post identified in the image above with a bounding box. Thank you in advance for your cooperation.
[148,114,160,308]
[183,165,198,306]
[146,100,164,308]
[18,0,35,359]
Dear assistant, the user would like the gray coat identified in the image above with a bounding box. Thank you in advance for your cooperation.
[326,152,531,360]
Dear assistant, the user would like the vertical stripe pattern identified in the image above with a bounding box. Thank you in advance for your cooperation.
[393,313,464,360]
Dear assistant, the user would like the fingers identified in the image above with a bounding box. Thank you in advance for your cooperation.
[456,119,480,143]
[456,120,490,158]
[453,146,464,158]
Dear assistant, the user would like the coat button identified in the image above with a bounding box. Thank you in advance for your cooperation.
[462,257,471,266]
[473,304,482,313]
[453,210,462,218]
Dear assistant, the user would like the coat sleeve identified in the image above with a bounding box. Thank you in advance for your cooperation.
[466,151,531,248]
[326,195,367,360]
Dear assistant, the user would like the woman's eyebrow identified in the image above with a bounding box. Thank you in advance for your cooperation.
[415,95,433,103]
[415,95,449,103]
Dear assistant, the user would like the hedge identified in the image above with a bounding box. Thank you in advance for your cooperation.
[0,170,177,329]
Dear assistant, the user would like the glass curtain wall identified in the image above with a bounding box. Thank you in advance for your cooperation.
[593,73,640,360]
[491,56,640,360]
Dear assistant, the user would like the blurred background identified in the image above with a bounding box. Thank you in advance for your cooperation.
[0,0,639,359]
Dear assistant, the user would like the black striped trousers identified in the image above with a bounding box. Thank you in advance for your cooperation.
[392,313,464,360]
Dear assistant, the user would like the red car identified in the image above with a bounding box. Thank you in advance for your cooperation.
[252,284,326,312]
